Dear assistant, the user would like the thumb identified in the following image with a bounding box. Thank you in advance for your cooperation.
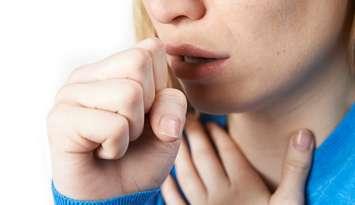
[149,88,187,142]
[271,129,315,205]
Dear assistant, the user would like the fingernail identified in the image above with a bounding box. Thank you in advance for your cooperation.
[292,129,313,152]
[159,115,181,139]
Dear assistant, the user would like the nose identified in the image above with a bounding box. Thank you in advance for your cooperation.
[146,0,206,24]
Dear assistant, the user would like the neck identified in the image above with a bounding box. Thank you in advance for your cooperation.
[227,50,355,191]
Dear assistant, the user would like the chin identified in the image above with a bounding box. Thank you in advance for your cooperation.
[182,80,281,115]
[184,86,257,114]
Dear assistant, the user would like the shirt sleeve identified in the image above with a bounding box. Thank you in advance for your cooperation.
[52,182,163,205]
[51,166,187,205]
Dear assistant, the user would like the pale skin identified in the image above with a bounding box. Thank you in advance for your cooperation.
[144,0,355,192]
[47,0,354,204]
[48,38,315,204]
[161,114,315,205]
[48,39,188,199]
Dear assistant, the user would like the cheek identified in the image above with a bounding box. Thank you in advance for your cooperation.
[221,1,345,99]
[220,0,307,67]
[183,1,348,113]
[222,0,347,73]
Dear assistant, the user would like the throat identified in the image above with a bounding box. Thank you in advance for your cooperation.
[227,121,288,191]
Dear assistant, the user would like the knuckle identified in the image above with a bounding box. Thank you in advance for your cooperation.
[142,37,164,52]
[46,104,72,142]
[129,47,152,69]
[285,158,310,173]
[102,132,129,159]
[111,115,129,137]
[54,84,72,103]
[47,104,71,127]
[47,104,63,126]
[122,80,144,106]
[67,63,92,83]
[157,88,187,108]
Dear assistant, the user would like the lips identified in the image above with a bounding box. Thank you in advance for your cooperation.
[165,43,230,80]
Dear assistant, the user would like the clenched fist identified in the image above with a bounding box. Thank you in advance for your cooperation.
[47,38,187,200]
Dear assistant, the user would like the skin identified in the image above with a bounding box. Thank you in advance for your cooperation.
[47,0,354,204]
[48,39,188,199]
[48,38,315,204]
[143,0,355,190]
[161,114,315,205]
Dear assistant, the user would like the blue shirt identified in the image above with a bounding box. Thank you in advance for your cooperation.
[52,103,355,205]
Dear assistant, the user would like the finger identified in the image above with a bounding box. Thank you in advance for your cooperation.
[272,129,315,205]
[136,37,169,91]
[161,175,187,205]
[55,79,144,141]
[149,88,187,141]
[66,45,155,112]
[175,138,207,203]
[48,104,130,160]
[205,122,241,181]
[205,122,270,202]
[184,114,229,190]
[206,122,263,183]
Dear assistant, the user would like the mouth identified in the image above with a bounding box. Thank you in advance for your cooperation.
[165,43,229,62]
[164,43,230,80]
[183,56,218,64]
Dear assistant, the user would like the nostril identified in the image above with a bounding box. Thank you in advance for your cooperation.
[146,0,206,24]
[171,15,189,24]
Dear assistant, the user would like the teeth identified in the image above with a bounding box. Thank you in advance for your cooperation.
[184,56,216,64]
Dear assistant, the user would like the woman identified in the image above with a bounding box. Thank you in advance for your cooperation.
[48,0,355,204]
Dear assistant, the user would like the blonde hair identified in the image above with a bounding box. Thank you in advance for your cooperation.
[133,0,155,41]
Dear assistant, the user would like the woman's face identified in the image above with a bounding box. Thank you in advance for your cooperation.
[143,0,352,114]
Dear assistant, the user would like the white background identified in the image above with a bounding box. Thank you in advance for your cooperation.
[0,1,135,204]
